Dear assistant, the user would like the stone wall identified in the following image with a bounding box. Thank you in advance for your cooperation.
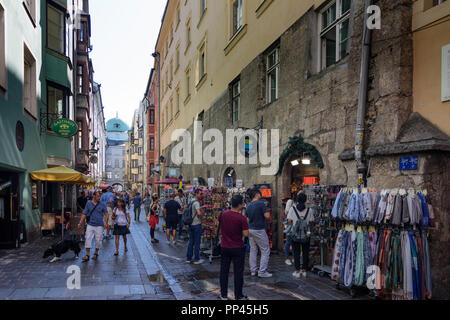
[161,0,449,297]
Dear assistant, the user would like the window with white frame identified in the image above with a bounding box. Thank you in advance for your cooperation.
[319,0,351,70]
[23,0,36,24]
[266,47,279,103]
[201,0,207,15]
[77,64,83,94]
[177,6,181,27]
[186,68,191,98]
[24,45,37,119]
[186,22,192,49]
[232,0,243,36]
[176,89,180,113]
[231,80,240,123]
[176,46,180,70]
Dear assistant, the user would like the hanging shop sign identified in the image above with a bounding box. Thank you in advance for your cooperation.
[261,189,272,198]
[236,179,243,188]
[207,178,215,188]
[193,178,199,187]
[168,168,178,177]
[51,119,78,138]
[399,155,418,171]
[225,177,233,188]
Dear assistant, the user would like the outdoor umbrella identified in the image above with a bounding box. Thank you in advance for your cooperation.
[30,166,95,238]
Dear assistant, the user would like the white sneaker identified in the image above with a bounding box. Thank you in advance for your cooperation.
[302,271,307,278]
[186,260,192,264]
[285,259,292,266]
[172,240,177,245]
[292,271,301,278]
[193,259,204,265]
[167,240,171,245]
[49,256,61,263]
[258,272,273,278]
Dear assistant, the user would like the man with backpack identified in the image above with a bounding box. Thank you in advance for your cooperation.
[286,193,314,278]
[184,189,204,264]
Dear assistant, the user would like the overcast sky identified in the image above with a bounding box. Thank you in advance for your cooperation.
[90,0,167,127]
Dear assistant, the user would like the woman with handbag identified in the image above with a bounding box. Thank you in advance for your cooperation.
[149,195,160,244]
[112,199,131,255]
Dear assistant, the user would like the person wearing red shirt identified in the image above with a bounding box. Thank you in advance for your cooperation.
[219,195,249,300]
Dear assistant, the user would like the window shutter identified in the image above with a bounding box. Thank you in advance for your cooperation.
[442,44,450,102]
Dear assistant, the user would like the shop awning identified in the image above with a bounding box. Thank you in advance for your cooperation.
[154,178,183,185]
[30,166,95,185]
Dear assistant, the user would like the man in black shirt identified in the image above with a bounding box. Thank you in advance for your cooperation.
[77,191,88,213]
[164,193,181,245]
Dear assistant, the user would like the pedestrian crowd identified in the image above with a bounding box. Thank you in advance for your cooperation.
[75,186,313,300]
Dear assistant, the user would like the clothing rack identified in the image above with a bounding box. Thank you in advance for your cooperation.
[330,187,433,300]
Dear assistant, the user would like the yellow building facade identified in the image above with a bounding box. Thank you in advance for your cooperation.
[157,0,333,152]
[412,0,450,136]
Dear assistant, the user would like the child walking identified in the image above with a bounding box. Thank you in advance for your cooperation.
[149,195,160,243]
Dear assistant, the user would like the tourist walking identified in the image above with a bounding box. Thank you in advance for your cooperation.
[132,192,142,222]
[219,195,249,300]
[186,189,204,264]
[287,193,314,278]
[100,187,114,240]
[78,191,108,262]
[149,195,160,243]
[174,189,185,238]
[125,192,130,209]
[112,199,131,255]
[246,188,272,278]
[143,192,153,222]
[164,193,181,245]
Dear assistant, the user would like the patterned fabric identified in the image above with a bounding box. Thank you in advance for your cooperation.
[363,231,371,283]
[421,230,432,299]
[344,230,356,288]
[339,231,349,285]
[331,229,344,281]
[401,231,413,300]
[354,230,365,286]
[409,230,420,300]
[331,192,342,219]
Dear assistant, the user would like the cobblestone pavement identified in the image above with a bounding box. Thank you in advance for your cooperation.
[0,205,367,300]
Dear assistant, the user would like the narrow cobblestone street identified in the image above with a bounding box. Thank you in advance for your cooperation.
[0,205,367,300]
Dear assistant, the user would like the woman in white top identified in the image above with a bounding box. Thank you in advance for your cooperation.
[284,197,295,266]
[287,193,314,278]
[112,199,131,256]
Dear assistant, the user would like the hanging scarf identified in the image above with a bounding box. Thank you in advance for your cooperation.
[401,196,409,224]
[339,231,349,284]
[417,194,430,227]
[401,231,413,300]
[421,230,432,299]
[363,231,371,283]
[385,193,396,222]
[369,231,378,265]
[409,230,420,300]
[354,230,365,286]
[391,194,403,226]
[331,191,343,219]
[414,232,425,299]
[331,229,344,281]
[344,230,356,287]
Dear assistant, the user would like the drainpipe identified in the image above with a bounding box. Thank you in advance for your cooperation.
[355,0,373,187]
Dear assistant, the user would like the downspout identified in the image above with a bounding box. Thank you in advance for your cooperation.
[355,0,373,187]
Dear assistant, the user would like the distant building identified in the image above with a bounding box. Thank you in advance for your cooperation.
[91,82,107,185]
[105,117,129,190]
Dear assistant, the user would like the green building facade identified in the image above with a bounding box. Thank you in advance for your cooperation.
[0,0,76,248]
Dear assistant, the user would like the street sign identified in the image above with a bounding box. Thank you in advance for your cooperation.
[51,119,78,137]
[399,156,418,171]
[168,168,178,177]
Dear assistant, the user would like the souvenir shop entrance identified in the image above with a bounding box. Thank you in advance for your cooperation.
[0,170,21,249]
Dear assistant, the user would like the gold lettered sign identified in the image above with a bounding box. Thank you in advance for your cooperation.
[51,118,78,137]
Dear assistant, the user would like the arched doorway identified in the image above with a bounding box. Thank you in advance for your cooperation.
[112,183,123,192]
[223,167,236,187]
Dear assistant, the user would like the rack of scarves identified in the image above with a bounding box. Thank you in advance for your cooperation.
[330,187,433,300]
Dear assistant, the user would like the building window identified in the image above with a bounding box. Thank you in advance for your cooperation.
[77,121,82,149]
[23,0,36,25]
[77,64,83,94]
[177,6,181,27]
[186,69,191,98]
[201,0,207,14]
[231,80,240,123]
[199,42,206,80]
[0,4,5,93]
[176,46,180,70]
[23,45,37,119]
[186,21,191,50]
[150,109,155,124]
[139,147,143,155]
[107,172,112,179]
[47,2,65,54]
[150,137,155,151]
[232,0,243,35]
[176,89,180,113]
[47,83,68,127]
[170,60,173,83]
[115,159,119,168]
[266,47,279,103]
[139,166,143,174]
[320,0,351,70]
[79,21,86,42]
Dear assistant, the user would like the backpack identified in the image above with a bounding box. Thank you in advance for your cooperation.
[289,208,310,243]
[182,200,198,226]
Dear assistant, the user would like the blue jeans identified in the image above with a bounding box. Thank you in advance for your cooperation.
[187,224,202,261]
[284,236,293,259]
[178,214,183,235]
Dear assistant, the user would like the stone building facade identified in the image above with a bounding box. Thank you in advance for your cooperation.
[161,0,449,297]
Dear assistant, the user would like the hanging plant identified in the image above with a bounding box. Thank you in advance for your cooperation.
[276,134,324,175]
